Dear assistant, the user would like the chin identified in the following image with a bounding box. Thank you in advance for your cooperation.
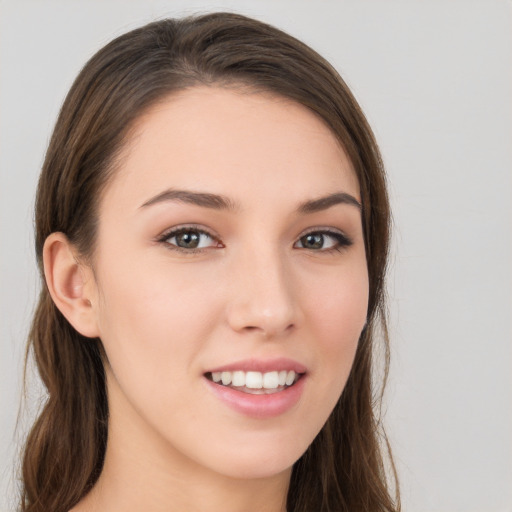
[196,436,308,481]
[213,458,295,481]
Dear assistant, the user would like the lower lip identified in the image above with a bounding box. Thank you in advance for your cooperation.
[204,375,306,419]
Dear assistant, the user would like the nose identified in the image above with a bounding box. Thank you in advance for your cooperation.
[226,247,300,339]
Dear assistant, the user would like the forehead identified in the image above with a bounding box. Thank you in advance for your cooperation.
[104,86,360,211]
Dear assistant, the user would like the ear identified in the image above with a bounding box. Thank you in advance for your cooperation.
[43,232,100,338]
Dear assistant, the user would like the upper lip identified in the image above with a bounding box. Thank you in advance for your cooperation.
[205,357,307,374]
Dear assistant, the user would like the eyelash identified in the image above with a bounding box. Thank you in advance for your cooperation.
[156,225,222,254]
[156,225,353,254]
[295,229,353,253]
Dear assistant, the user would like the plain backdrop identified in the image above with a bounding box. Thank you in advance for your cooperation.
[1,1,511,511]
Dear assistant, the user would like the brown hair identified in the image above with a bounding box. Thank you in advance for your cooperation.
[21,12,399,512]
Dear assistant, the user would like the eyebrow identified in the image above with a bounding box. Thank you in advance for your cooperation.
[297,192,362,213]
[140,188,361,213]
[140,189,237,210]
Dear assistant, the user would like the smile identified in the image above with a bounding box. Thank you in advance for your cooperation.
[206,370,301,394]
[203,358,307,418]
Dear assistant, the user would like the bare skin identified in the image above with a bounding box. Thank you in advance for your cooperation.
[45,86,368,512]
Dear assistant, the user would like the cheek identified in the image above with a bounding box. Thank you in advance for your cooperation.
[306,264,369,347]
[93,257,221,390]
[97,250,218,331]
[93,259,226,453]
[301,264,369,404]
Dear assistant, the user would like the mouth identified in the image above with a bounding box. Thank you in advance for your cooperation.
[205,370,303,395]
[203,358,307,418]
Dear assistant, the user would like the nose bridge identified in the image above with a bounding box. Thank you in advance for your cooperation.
[226,241,298,337]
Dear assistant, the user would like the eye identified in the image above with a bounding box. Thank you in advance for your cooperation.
[294,230,352,252]
[159,226,221,252]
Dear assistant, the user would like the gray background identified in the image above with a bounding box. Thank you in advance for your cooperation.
[1,1,511,510]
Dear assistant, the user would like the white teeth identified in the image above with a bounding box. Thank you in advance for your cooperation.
[263,371,279,389]
[246,371,263,389]
[232,371,245,387]
[210,370,299,389]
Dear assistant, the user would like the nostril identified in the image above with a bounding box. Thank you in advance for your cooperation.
[240,323,296,338]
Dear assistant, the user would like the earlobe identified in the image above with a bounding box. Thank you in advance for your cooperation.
[43,232,100,338]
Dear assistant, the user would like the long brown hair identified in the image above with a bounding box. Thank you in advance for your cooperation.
[21,12,398,512]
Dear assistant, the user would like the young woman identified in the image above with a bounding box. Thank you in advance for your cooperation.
[20,12,399,512]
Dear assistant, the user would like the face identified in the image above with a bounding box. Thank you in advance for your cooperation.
[86,86,368,480]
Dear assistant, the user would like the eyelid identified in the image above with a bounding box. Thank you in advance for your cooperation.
[155,224,352,253]
[156,224,223,252]
[297,226,347,237]
[294,227,353,251]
